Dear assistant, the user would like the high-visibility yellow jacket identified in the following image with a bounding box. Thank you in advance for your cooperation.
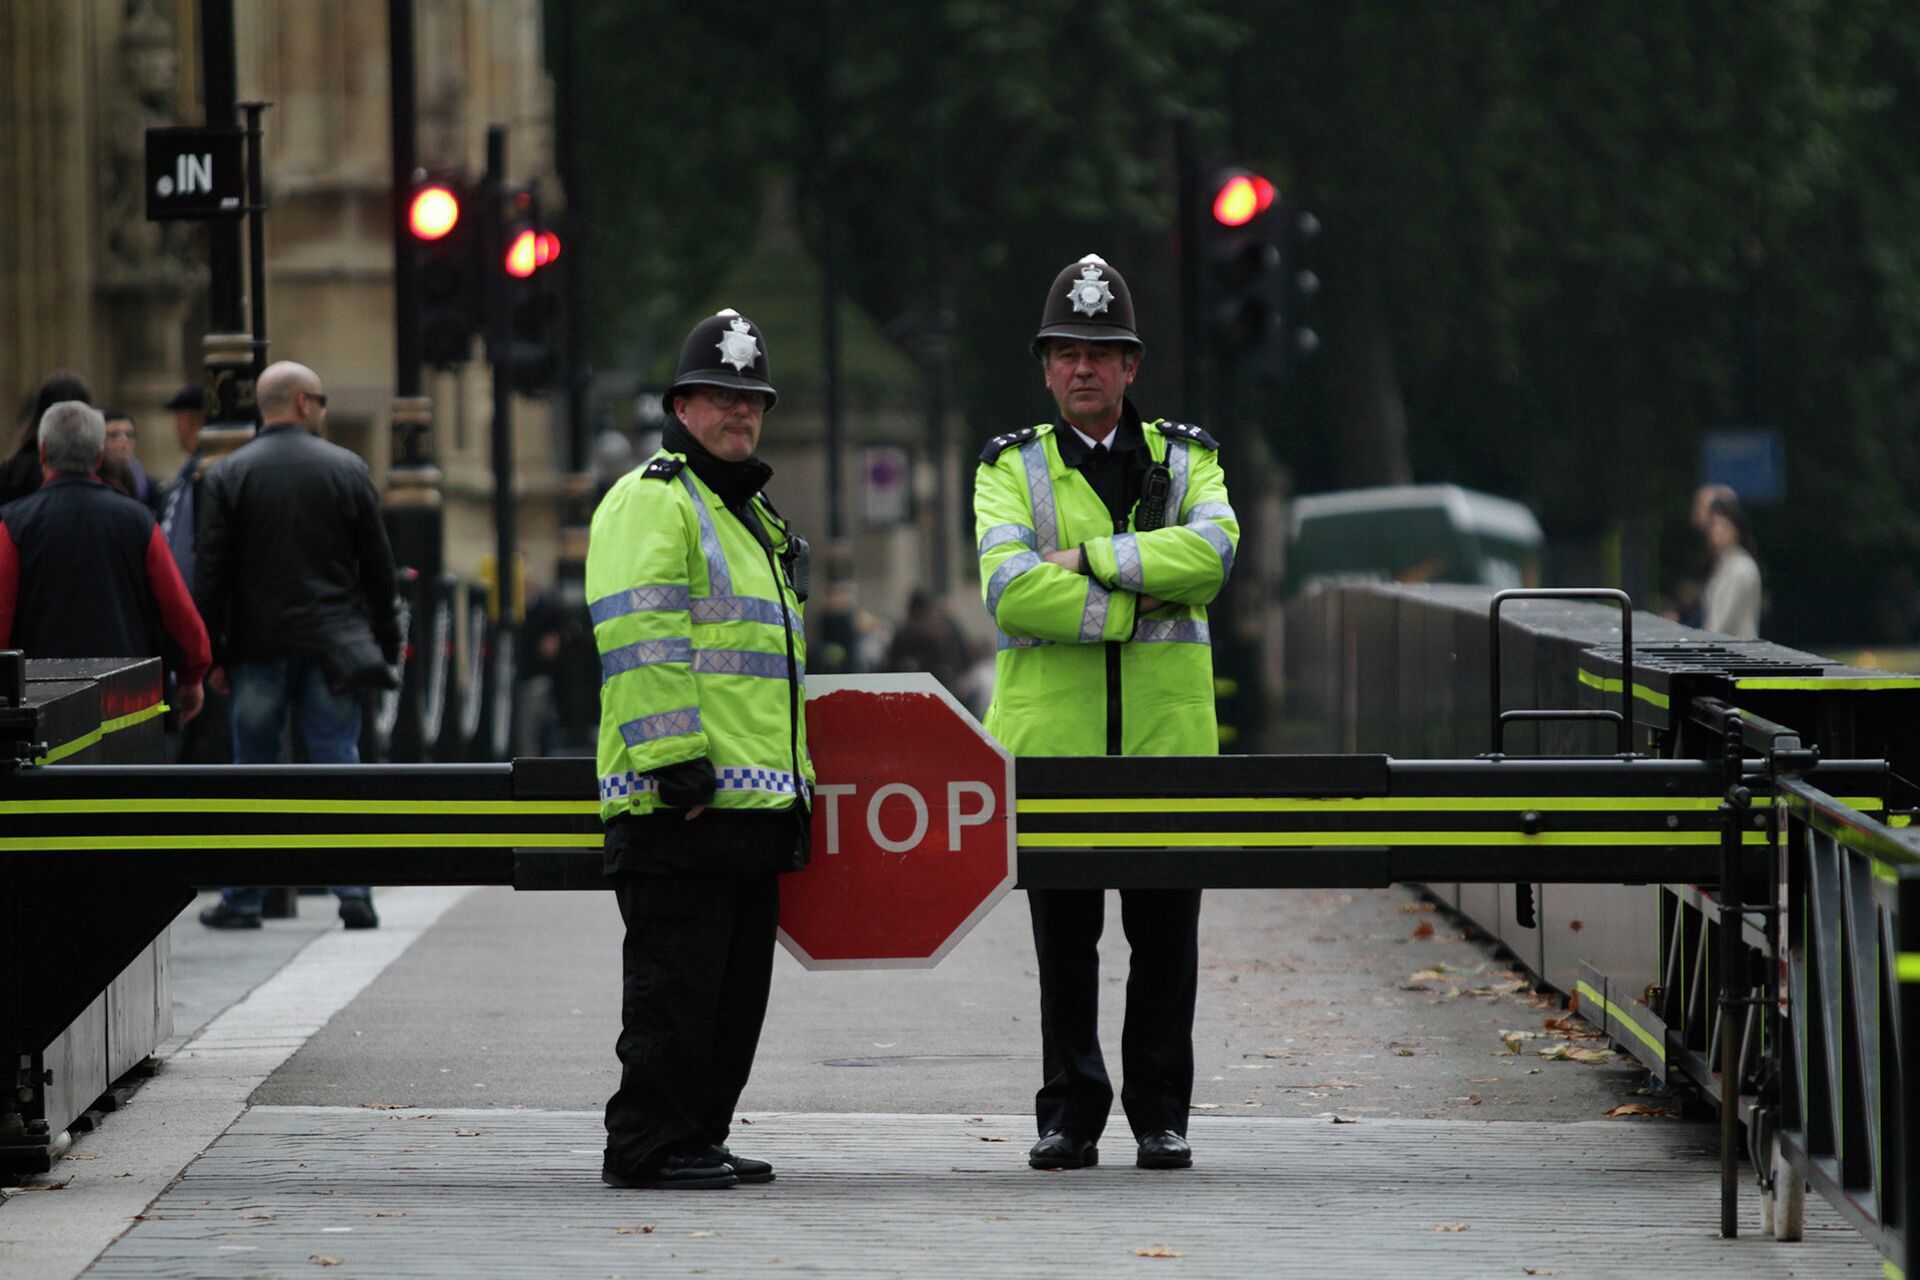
[974,417,1238,758]
[587,451,811,822]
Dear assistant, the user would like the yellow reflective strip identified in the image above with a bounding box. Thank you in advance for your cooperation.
[1899,955,1920,984]
[1876,861,1901,886]
[1017,796,1725,815]
[1577,668,1670,709]
[33,701,169,765]
[1017,830,1762,849]
[1895,815,1914,830]
[1885,1258,1904,1280]
[0,798,599,817]
[1735,677,1920,691]
[1574,979,1665,1064]
[0,833,602,851]
[1836,797,1886,811]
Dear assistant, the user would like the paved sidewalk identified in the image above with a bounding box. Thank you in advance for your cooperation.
[86,1108,1876,1278]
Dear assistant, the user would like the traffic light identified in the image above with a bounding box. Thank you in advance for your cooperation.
[408,174,479,367]
[1282,208,1322,359]
[1204,166,1285,365]
[497,192,561,395]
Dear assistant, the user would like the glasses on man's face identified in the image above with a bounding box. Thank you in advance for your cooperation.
[701,386,767,411]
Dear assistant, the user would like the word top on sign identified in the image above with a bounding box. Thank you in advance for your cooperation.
[781,673,1016,970]
[145,127,246,221]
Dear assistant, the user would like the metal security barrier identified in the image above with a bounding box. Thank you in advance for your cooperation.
[6,598,1920,1274]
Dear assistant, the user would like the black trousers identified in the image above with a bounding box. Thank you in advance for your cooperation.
[603,869,780,1172]
[1028,887,1203,1143]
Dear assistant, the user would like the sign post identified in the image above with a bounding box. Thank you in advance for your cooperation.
[780,673,1016,969]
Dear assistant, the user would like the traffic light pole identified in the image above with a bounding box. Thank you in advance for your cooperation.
[484,126,517,633]
[389,0,421,398]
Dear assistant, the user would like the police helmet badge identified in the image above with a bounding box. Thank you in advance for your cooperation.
[716,314,761,373]
[1067,259,1115,317]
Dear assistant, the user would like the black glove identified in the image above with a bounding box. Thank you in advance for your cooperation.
[651,757,716,810]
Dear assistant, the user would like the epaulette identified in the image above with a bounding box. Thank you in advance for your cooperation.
[979,424,1044,464]
[641,455,685,480]
[1154,420,1220,451]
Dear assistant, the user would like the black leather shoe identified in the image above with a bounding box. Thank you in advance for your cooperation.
[1136,1130,1193,1169]
[199,902,263,929]
[338,898,379,930]
[1028,1129,1098,1170]
[707,1145,773,1184]
[602,1151,738,1190]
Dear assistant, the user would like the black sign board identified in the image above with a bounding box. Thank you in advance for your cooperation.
[144,127,246,221]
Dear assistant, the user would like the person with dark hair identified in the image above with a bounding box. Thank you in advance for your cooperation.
[1,372,94,506]
[885,587,972,697]
[0,401,207,722]
[99,409,160,512]
[1701,492,1761,638]
[158,382,206,594]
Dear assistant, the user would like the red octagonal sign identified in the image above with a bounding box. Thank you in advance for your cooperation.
[780,674,1016,969]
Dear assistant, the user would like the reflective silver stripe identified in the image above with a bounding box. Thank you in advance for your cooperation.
[1188,501,1234,524]
[713,765,805,796]
[691,594,796,632]
[1079,583,1111,643]
[599,771,660,803]
[677,471,733,596]
[986,549,1041,615]
[1135,618,1211,645]
[978,522,1037,556]
[589,584,691,626]
[619,706,702,747]
[1192,519,1235,579]
[1165,438,1191,522]
[1112,533,1143,591]
[693,648,799,681]
[1019,441,1057,552]
[997,631,1052,650]
[600,637,693,682]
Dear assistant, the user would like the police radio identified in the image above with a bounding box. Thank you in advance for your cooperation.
[1134,463,1172,532]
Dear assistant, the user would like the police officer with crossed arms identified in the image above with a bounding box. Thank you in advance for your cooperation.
[974,254,1239,1173]
[589,310,812,1190]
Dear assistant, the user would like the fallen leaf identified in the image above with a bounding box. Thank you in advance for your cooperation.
[372,1212,407,1218]
[1330,1115,1358,1124]
[1539,1044,1614,1064]
[359,1103,411,1110]
[241,1212,276,1220]
[1192,1103,1221,1110]
[982,1214,1011,1221]
[1400,984,1435,993]
[1466,1077,1500,1084]
[1409,968,1451,981]
[690,1230,717,1238]
[1396,1049,1415,1057]
[11,1178,71,1192]
[1400,901,1437,913]
[977,1135,1010,1142]
[965,1116,984,1124]
[1409,921,1436,940]
[65,1154,99,1161]
[1430,1223,1470,1232]
[1133,1245,1186,1258]
[1543,1016,1604,1039]
[614,1225,656,1235]
[453,1129,481,1137]
[739,1117,753,1125]
[1523,1269,1561,1276]
[310,1258,343,1268]
[1604,1103,1676,1119]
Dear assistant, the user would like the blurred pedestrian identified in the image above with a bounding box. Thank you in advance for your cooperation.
[99,409,161,512]
[1700,490,1761,638]
[194,361,401,930]
[0,372,93,506]
[0,401,207,720]
[885,587,971,696]
[975,253,1238,1175]
[158,381,206,594]
[590,309,811,1191]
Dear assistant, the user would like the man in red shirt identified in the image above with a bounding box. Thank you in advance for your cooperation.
[0,400,208,722]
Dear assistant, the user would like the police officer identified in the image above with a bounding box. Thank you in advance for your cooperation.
[974,254,1239,1173]
[590,309,812,1190]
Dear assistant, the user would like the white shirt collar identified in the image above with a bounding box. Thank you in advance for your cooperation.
[1069,423,1118,451]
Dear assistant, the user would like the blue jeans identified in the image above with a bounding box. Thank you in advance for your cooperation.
[220,657,371,912]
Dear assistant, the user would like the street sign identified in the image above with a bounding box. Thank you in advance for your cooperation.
[1702,426,1785,505]
[780,673,1016,969]
[145,127,245,221]
[861,445,911,527]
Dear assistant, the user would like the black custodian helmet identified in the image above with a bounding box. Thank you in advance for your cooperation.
[1030,253,1141,358]
[664,308,778,414]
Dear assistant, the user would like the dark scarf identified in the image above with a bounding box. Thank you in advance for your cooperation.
[664,419,772,508]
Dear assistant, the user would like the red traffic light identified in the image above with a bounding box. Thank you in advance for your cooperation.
[1211,172,1276,227]
[505,227,561,278]
[408,184,461,241]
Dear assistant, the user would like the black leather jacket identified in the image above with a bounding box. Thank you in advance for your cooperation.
[194,423,401,665]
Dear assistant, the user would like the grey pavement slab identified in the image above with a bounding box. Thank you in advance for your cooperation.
[256,884,1657,1123]
[84,1107,1878,1279]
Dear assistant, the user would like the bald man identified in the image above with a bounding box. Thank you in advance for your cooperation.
[195,362,402,929]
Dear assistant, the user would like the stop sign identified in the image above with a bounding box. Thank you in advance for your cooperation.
[779,673,1016,969]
